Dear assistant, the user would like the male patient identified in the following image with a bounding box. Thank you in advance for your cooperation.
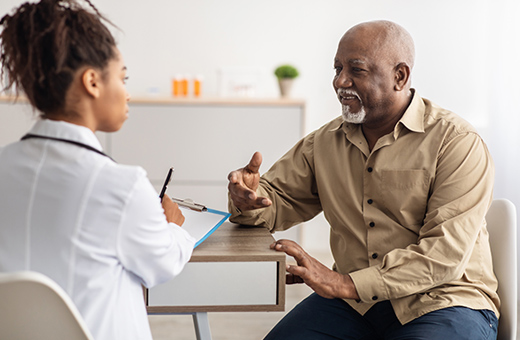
[227,20,499,340]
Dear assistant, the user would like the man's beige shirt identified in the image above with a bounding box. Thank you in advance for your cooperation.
[229,91,499,324]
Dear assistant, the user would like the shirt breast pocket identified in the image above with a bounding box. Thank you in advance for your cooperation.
[380,169,429,228]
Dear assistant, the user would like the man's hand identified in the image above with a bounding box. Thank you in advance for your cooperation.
[271,239,360,300]
[162,194,185,226]
[227,151,272,211]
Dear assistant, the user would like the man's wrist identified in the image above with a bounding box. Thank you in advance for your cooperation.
[339,274,360,300]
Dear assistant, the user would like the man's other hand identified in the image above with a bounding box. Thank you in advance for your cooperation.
[227,151,272,211]
[271,239,360,301]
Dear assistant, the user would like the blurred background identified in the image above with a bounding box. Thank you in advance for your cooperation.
[67,0,520,270]
[1,0,520,335]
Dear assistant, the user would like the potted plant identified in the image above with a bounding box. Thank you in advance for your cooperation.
[274,64,299,97]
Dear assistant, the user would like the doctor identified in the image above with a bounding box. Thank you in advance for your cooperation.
[0,0,195,339]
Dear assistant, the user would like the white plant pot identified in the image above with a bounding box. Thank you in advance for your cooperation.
[278,78,294,98]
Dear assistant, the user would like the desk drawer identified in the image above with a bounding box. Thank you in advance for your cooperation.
[147,261,281,312]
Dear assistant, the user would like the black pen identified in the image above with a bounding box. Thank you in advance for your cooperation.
[159,167,174,202]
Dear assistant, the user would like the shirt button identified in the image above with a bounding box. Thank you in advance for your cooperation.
[367,167,373,173]
[367,199,373,204]
[372,253,378,259]
[369,222,375,228]
[372,296,378,301]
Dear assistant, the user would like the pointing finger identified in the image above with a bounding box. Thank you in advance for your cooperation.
[244,151,263,174]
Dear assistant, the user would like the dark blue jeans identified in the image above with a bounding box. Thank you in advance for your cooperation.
[264,293,498,340]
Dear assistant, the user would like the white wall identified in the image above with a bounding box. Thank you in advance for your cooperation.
[2,0,519,255]
[0,0,493,131]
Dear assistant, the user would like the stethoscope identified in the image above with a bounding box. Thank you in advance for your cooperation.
[21,134,115,162]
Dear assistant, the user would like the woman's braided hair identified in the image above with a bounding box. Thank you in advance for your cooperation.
[0,0,116,114]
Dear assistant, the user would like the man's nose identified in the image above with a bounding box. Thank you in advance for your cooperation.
[334,71,353,88]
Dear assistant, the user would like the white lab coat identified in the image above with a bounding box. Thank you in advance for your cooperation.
[0,119,196,339]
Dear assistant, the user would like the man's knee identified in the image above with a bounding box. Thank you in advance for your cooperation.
[264,293,373,340]
[390,307,498,340]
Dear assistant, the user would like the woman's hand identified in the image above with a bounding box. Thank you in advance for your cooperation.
[161,194,185,226]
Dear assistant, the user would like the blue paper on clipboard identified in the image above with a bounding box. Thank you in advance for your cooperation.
[179,206,231,248]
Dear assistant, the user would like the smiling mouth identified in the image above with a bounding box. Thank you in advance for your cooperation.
[339,94,359,105]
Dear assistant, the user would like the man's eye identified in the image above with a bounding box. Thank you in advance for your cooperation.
[334,67,342,75]
[123,76,129,84]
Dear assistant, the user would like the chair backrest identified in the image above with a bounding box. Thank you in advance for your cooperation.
[486,198,518,340]
[0,271,94,340]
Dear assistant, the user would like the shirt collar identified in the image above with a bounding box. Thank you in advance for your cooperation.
[397,89,425,134]
[329,118,345,132]
[29,119,104,151]
[329,89,426,136]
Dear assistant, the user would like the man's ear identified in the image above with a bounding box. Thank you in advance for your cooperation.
[81,68,102,98]
[394,63,411,91]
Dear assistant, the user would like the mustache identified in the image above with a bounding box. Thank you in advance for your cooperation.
[337,89,361,102]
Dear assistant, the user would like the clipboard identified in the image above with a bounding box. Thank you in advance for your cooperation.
[179,205,231,248]
[158,168,229,247]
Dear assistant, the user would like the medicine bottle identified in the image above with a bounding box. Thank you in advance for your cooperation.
[172,75,181,97]
[193,75,203,97]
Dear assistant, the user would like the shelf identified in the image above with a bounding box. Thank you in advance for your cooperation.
[0,95,305,107]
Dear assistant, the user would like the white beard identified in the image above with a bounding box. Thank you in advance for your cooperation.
[338,89,367,124]
[341,103,366,124]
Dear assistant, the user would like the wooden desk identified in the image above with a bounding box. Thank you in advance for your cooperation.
[145,222,286,314]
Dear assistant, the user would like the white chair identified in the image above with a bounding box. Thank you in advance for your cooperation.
[0,271,94,340]
[486,198,518,340]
